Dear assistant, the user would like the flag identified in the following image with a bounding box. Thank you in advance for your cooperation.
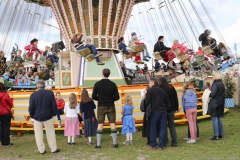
[234,43,237,53]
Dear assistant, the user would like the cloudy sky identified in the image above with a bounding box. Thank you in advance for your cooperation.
[0,0,239,68]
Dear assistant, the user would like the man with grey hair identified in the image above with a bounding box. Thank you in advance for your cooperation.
[29,80,60,154]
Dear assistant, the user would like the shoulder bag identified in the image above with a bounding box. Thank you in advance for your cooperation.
[0,93,13,119]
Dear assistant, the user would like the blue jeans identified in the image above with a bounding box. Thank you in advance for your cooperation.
[48,55,59,64]
[211,117,224,136]
[150,111,167,148]
[77,44,100,62]
[56,109,64,120]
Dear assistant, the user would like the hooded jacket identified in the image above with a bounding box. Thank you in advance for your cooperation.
[182,89,197,110]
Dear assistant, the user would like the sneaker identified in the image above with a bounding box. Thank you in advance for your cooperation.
[113,144,118,148]
[58,120,62,128]
[95,53,103,57]
[2,143,13,147]
[123,141,130,145]
[210,136,219,140]
[143,57,149,61]
[86,141,92,145]
[186,139,196,144]
[146,53,151,58]
[52,148,60,153]
[129,140,133,145]
[97,61,105,65]
[183,137,190,141]
[71,142,75,145]
[40,150,46,154]
[219,135,223,139]
[95,145,101,149]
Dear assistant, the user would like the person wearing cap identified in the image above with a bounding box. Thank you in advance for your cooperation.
[131,32,151,61]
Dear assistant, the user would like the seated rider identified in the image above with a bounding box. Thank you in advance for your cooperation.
[24,38,42,65]
[0,50,6,63]
[120,61,134,84]
[13,50,23,65]
[43,46,52,60]
[118,37,132,59]
[71,34,104,65]
[151,59,160,76]
[154,36,175,69]
[199,30,211,47]
[131,32,150,61]
[47,51,59,64]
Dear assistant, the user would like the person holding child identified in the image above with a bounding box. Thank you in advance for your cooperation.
[80,89,98,145]
[121,95,136,145]
[64,93,80,145]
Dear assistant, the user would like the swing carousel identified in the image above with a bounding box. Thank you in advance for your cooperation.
[0,0,233,132]
[0,0,237,89]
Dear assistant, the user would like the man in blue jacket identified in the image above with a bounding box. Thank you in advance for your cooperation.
[29,80,60,154]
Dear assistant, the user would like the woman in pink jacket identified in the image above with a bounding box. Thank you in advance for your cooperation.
[24,38,42,65]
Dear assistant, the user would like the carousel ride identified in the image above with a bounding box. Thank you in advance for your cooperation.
[0,0,233,131]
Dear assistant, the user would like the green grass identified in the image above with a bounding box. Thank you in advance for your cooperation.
[1,107,240,160]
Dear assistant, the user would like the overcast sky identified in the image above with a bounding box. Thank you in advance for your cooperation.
[0,0,239,69]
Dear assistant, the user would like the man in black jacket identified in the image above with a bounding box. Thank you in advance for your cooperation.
[153,36,171,54]
[92,68,120,148]
[29,80,60,154]
[199,30,211,47]
[145,78,171,150]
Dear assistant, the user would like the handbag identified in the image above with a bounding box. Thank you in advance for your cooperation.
[140,99,145,112]
[0,93,13,119]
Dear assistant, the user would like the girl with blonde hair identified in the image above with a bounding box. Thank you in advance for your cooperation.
[182,83,198,144]
[64,93,80,145]
[121,95,136,145]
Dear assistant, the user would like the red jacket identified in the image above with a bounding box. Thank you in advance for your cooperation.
[56,98,65,110]
[24,44,42,57]
[0,92,13,115]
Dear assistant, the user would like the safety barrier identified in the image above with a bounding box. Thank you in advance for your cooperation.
[8,84,229,134]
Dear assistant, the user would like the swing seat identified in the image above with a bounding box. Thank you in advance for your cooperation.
[214,58,222,65]
[174,48,185,56]
[177,55,187,62]
[129,41,145,52]
[39,73,50,81]
[76,48,91,57]
[46,58,52,66]
[154,52,162,60]
[85,54,95,62]
[133,60,144,64]
[203,46,213,55]
[195,54,204,66]
[222,52,228,58]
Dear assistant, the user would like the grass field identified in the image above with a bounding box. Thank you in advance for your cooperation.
[1,107,240,160]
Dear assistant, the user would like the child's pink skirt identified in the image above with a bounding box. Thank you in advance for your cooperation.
[64,117,80,136]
